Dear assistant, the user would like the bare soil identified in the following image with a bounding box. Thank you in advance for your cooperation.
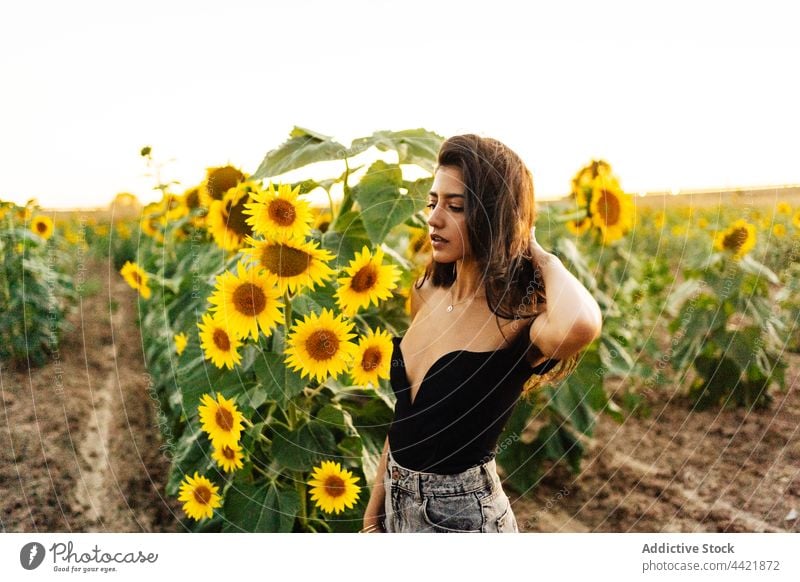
[510,356,800,532]
[0,259,182,532]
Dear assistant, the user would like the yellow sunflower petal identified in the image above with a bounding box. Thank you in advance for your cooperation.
[178,472,222,521]
[244,182,314,242]
[197,312,243,369]
[335,246,400,316]
[208,262,284,340]
[307,460,361,515]
[284,308,359,383]
[350,327,394,388]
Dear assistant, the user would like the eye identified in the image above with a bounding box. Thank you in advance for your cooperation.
[449,206,464,212]
[426,203,436,209]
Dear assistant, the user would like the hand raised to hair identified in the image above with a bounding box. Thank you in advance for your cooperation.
[529,226,553,264]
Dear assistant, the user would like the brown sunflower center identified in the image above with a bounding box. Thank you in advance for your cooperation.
[132,271,142,285]
[186,188,201,209]
[36,221,47,233]
[260,243,312,278]
[223,194,254,238]
[306,329,339,361]
[215,406,234,431]
[233,282,267,316]
[361,346,382,371]
[268,199,297,227]
[193,485,212,505]
[595,189,621,227]
[351,265,378,292]
[207,166,244,201]
[323,475,346,498]
[221,445,236,460]
[722,227,748,252]
[213,328,231,351]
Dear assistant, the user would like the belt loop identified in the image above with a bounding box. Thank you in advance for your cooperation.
[480,459,495,492]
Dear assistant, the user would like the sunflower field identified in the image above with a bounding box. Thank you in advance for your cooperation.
[0,200,76,367]
[120,126,799,531]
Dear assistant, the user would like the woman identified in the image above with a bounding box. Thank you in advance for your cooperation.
[361,134,602,533]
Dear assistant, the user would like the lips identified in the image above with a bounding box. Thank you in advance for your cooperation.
[430,234,448,242]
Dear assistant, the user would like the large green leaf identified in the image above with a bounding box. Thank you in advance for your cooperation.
[252,126,347,179]
[253,351,308,406]
[347,128,443,172]
[271,421,338,471]
[351,160,416,244]
[223,480,300,532]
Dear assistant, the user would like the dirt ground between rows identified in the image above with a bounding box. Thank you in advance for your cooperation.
[510,359,800,532]
[1,258,798,533]
[0,259,182,532]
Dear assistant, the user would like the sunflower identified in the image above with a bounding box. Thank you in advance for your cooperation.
[588,175,635,244]
[566,216,591,236]
[242,235,335,294]
[244,182,313,242]
[201,165,246,207]
[335,246,400,316]
[793,211,800,230]
[178,472,222,521]
[697,216,709,229]
[284,308,359,383]
[198,392,244,448]
[161,193,188,222]
[350,328,394,388]
[183,186,203,211]
[31,216,54,240]
[140,203,165,243]
[405,227,431,261]
[197,313,242,369]
[206,183,258,251]
[714,218,756,259]
[313,209,333,233]
[307,460,361,515]
[773,223,786,238]
[120,261,152,299]
[207,262,284,340]
[777,201,792,215]
[211,442,245,473]
[174,332,188,356]
[114,221,131,240]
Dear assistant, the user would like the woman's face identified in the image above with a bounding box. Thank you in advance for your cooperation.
[426,165,470,263]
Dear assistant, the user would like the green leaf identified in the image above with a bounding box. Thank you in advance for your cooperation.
[253,351,308,407]
[252,126,347,179]
[351,160,416,244]
[315,403,359,438]
[271,421,337,471]
[223,480,300,532]
[348,129,444,173]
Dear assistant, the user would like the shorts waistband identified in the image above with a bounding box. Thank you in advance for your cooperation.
[386,446,501,497]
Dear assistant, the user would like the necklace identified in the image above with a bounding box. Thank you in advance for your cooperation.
[446,287,484,312]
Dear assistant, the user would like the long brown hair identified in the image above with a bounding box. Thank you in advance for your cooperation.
[416,134,577,397]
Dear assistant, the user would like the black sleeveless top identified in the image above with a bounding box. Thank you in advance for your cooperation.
[387,320,559,474]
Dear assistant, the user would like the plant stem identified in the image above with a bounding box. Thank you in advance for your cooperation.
[296,472,308,530]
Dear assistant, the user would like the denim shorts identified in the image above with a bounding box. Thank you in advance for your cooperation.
[382,446,519,533]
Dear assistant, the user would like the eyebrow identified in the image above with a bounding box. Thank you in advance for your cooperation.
[428,191,465,199]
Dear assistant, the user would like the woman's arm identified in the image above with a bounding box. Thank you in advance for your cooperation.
[528,227,602,361]
[361,436,389,532]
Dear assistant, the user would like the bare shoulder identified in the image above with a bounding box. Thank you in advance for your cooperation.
[409,274,433,321]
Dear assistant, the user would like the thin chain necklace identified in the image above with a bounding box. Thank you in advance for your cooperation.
[446,287,484,312]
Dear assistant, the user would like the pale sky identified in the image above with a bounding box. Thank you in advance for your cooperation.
[1,0,799,209]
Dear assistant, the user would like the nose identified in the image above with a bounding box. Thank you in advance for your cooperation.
[426,204,445,229]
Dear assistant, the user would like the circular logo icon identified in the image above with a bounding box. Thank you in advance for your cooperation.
[20,542,46,570]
